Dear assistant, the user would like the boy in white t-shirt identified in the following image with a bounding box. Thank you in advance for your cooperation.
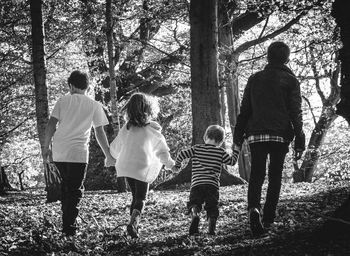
[42,70,115,236]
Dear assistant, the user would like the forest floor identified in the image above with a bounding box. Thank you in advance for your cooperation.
[0,180,350,256]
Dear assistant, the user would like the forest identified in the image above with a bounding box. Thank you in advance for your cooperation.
[1,0,350,255]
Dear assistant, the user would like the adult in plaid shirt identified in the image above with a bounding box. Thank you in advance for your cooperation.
[233,42,305,237]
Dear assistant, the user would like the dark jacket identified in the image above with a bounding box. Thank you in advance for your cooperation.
[233,64,305,150]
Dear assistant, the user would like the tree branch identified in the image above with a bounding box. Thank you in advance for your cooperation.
[302,95,317,126]
[309,47,326,104]
[234,10,309,54]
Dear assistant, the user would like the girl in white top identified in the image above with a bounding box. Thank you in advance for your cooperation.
[110,92,174,238]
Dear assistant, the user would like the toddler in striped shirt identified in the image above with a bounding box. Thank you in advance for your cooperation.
[173,125,240,235]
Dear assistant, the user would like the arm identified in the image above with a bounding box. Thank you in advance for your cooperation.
[175,147,195,168]
[154,137,175,170]
[222,147,240,166]
[42,116,58,162]
[109,135,122,160]
[94,125,115,167]
[233,77,253,146]
[288,80,305,158]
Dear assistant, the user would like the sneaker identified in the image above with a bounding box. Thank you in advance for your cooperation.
[263,221,273,230]
[249,208,266,237]
[189,215,200,235]
[62,226,77,236]
[127,224,139,238]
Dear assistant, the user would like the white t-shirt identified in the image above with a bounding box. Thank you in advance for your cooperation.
[51,94,109,163]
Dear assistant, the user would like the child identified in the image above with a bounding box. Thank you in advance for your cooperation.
[42,70,115,236]
[173,125,240,235]
[110,92,175,238]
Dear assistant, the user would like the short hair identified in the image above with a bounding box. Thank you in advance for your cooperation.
[124,92,160,129]
[204,125,225,144]
[267,42,290,65]
[68,70,89,90]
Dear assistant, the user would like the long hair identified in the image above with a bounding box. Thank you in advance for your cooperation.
[123,93,160,129]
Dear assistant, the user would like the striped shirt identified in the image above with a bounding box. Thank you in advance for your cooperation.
[175,144,240,189]
[247,134,287,144]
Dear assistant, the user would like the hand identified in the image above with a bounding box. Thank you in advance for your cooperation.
[105,155,116,167]
[232,143,242,152]
[172,166,179,173]
[294,149,303,161]
[42,148,51,163]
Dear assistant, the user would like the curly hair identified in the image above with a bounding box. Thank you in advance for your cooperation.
[204,125,225,144]
[123,93,160,129]
[68,70,89,90]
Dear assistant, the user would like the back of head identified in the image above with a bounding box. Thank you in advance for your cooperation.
[205,125,225,144]
[68,70,89,90]
[267,41,290,65]
[124,92,160,129]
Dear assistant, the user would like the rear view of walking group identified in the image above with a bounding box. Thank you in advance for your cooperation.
[42,41,305,239]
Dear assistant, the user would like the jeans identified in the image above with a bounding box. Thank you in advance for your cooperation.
[188,184,220,219]
[126,177,149,214]
[248,142,289,223]
[54,162,87,232]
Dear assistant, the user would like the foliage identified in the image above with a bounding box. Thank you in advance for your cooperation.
[1,0,349,190]
[0,180,349,255]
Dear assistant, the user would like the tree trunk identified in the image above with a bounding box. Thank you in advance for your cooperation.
[323,0,350,234]
[156,0,245,190]
[218,0,251,181]
[106,0,126,192]
[30,0,49,152]
[30,0,57,200]
[18,171,24,191]
[0,166,12,195]
[190,0,221,142]
[162,0,222,185]
[293,106,338,182]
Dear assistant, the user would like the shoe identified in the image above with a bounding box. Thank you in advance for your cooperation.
[189,215,200,235]
[249,208,266,237]
[208,217,217,235]
[62,225,77,236]
[263,221,273,230]
[127,209,141,238]
[127,224,139,238]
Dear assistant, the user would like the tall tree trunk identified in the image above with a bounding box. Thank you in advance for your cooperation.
[18,171,24,191]
[164,0,222,184]
[190,0,221,142]
[30,0,55,199]
[30,0,49,151]
[293,106,338,182]
[0,166,12,195]
[323,0,350,234]
[155,0,247,189]
[106,0,126,192]
[218,0,251,181]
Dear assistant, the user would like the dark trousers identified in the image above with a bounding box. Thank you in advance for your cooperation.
[188,184,220,219]
[126,177,149,214]
[54,162,87,231]
[248,142,289,223]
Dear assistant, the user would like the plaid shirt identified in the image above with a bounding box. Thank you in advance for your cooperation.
[247,134,287,144]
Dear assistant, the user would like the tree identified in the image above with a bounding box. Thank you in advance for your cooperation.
[293,44,340,182]
[155,0,247,190]
[30,0,54,199]
[323,0,350,234]
[105,0,127,192]
[0,167,13,195]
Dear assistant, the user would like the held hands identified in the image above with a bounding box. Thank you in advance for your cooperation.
[105,155,116,167]
[171,166,180,173]
[294,149,303,161]
[42,148,52,163]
